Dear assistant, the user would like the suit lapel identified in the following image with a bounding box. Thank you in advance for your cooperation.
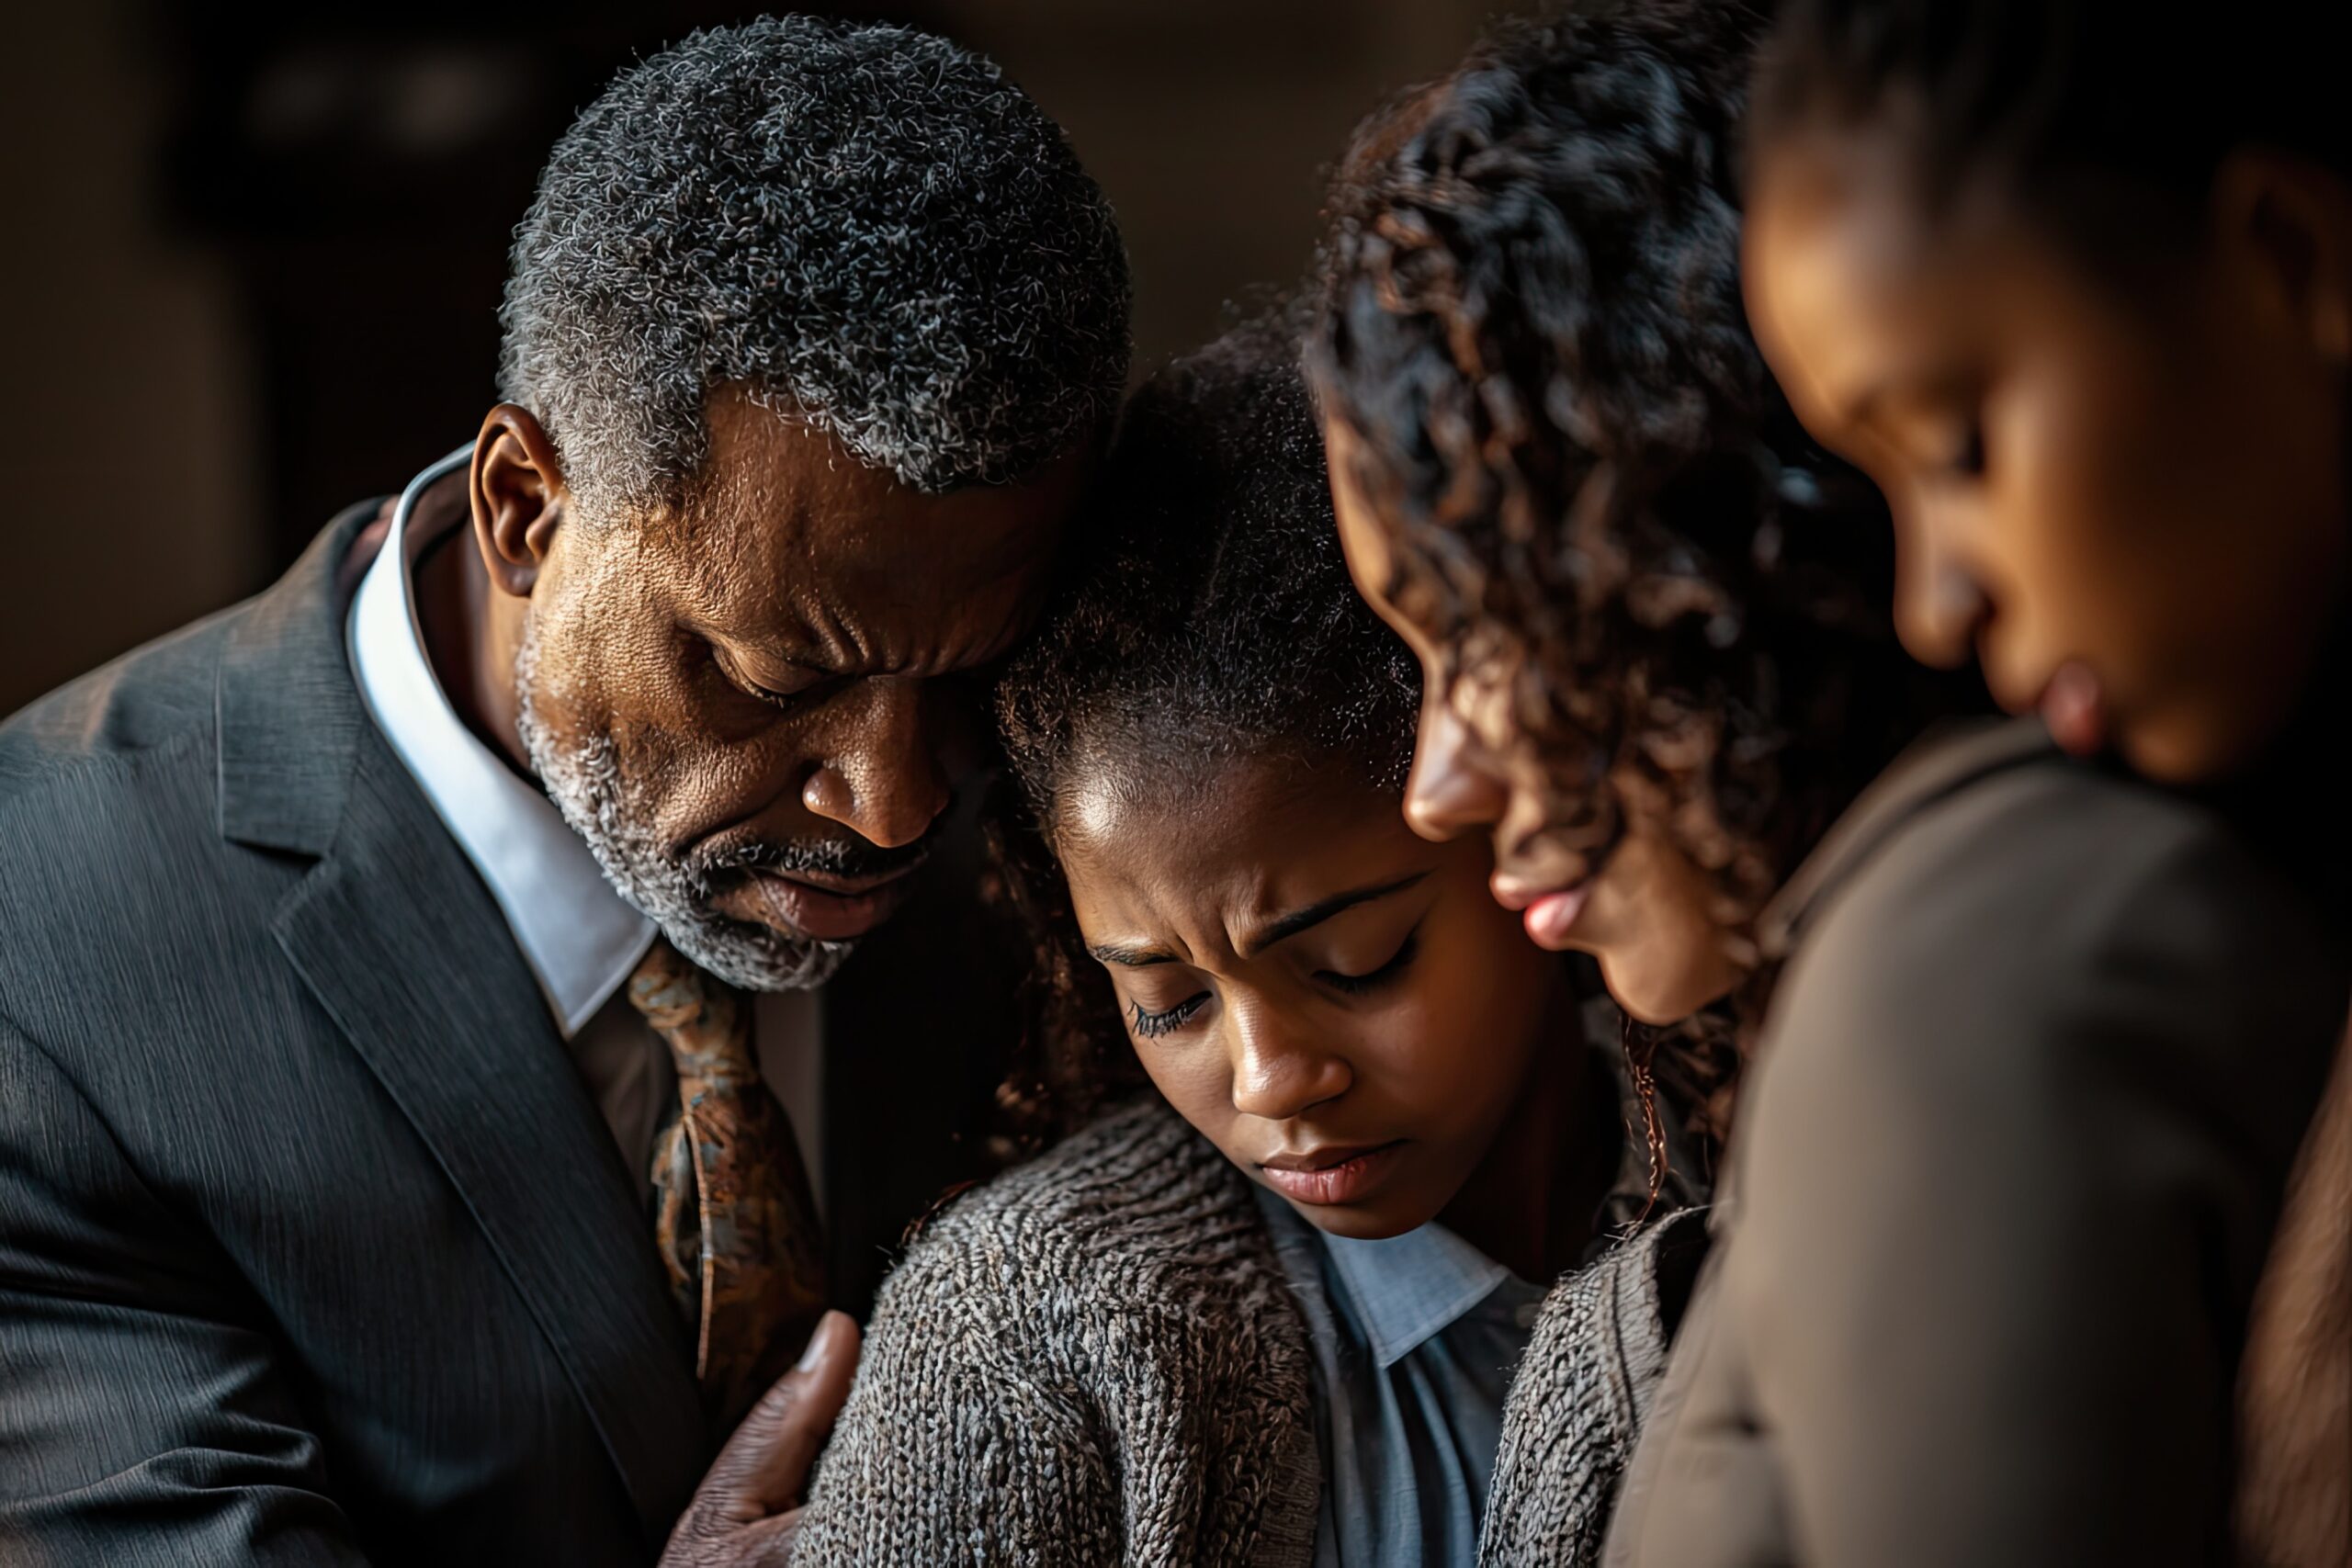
[219,499,705,1549]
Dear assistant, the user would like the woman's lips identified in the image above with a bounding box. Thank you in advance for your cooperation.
[711,870,909,942]
[2037,660,2109,758]
[1257,1140,1408,1206]
[1522,886,1591,948]
[1492,872,1591,949]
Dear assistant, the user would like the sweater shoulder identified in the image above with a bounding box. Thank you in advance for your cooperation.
[876,1098,1277,1322]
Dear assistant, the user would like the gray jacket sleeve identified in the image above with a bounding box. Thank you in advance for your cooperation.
[1724,786,2344,1565]
[0,1013,369,1566]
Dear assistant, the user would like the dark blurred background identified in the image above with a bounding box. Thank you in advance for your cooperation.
[0,0,1499,716]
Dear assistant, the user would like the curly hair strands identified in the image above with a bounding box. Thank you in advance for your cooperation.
[500,16,1132,515]
[1307,2,1973,1138]
[983,310,1422,1156]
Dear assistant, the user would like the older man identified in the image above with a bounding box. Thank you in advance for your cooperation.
[0,17,1128,1565]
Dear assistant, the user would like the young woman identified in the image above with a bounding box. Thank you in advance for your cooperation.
[1306,6,1972,1142]
[1721,4,2352,1562]
[1312,5,2343,1563]
[785,320,1709,1567]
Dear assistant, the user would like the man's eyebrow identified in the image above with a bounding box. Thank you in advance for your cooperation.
[1239,872,1429,959]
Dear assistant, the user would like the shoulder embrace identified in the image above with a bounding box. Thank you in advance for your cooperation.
[865,1097,1275,1340]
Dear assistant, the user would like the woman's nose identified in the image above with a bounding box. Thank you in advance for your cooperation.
[1402,703,1509,843]
[1891,506,1993,671]
[1227,1009,1350,1122]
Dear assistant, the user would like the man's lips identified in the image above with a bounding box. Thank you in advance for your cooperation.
[709,867,913,942]
[1257,1140,1408,1206]
[1491,873,1592,950]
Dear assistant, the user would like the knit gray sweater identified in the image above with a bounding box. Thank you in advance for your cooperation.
[789,1099,1705,1567]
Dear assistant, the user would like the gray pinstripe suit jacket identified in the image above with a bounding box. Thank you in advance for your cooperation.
[0,498,1015,1565]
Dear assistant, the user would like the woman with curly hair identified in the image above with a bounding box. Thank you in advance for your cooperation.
[1313,3,2352,1566]
[1307,1,1967,1142]
[786,316,1711,1567]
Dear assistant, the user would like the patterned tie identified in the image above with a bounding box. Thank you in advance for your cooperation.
[628,938,829,1432]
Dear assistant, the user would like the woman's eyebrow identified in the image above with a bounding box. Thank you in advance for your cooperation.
[1239,872,1429,959]
[1087,942,1176,968]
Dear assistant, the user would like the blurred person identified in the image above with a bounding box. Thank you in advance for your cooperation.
[787,317,1712,1568]
[1597,0,2352,1562]
[0,17,1127,1566]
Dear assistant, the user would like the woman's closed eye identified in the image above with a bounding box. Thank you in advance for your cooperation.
[1129,993,1209,1040]
[1317,928,1420,996]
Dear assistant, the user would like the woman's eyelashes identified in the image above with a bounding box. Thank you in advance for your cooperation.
[1123,926,1424,1041]
[1318,928,1421,995]
[1128,993,1207,1039]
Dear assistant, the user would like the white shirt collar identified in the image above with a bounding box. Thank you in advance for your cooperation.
[347,446,656,1038]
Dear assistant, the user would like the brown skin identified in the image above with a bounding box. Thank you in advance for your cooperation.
[1056,754,1609,1280]
[455,387,1083,940]
[662,1310,859,1565]
[413,388,1083,1565]
[1746,129,2352,784]
[1325,421,1742,1027]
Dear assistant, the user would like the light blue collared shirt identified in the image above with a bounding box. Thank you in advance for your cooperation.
[1257,1025,1704,1567]
[1257,1187,1547,1568]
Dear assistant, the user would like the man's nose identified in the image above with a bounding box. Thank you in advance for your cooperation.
[800,680,950,850]
[1227,1007,1351,1122]
[1402,701,1509,843]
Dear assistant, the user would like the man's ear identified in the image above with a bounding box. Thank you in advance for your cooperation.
[469,405,570,598]
[2214,149,2352,367]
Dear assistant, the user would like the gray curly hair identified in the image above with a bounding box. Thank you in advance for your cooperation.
[499,16,1132,511]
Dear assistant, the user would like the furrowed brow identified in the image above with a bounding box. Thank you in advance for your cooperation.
[1239,872,1428,959]
[1087,942,1177,968]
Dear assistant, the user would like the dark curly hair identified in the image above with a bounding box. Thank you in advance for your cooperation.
[1306,1,1978,1122]
[982,310,1423,1154]
[1755,0,2352,261]
[502,15,1130,513]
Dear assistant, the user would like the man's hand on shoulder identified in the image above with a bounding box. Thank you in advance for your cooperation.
[660,1312,860,1568]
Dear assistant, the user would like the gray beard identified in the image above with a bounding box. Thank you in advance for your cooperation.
[513,615,854,993]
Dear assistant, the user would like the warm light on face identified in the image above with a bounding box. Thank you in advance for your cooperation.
[1056,756,1563,1240]
[1321,415,1742,1023]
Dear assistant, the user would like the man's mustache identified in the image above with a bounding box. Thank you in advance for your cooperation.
[687,829,934,893]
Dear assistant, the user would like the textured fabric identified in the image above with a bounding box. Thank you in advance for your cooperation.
[1308,1209,1530,1370]
[1478,1211,1707,1568]
[1257,1041,1704,1568]
[631,939,827,1430]
[1261,1190,1543,1568]
[1606,718,2352,1568]
[2237,1021,2352,1567]
[792,1098,1702,1567]
[0,496,1017,1565]
[350,453,829,1201]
